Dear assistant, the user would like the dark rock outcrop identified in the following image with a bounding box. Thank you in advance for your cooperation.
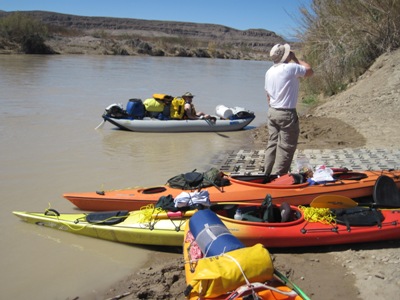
[0,10,286,59]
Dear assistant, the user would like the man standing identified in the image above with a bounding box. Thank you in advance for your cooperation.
[264,43,313,175]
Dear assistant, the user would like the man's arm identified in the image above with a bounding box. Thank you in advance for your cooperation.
[290,51,314,77]
[184,103,197,119]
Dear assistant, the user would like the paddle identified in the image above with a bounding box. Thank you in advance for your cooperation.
[310,195,358,209]
[310,193,400,209]
[204,117,230,138]
[274,269,311,300]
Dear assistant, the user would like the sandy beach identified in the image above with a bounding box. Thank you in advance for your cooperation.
[83,49,400,300]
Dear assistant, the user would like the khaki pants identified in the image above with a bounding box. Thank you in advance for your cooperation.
[264,108,299,175]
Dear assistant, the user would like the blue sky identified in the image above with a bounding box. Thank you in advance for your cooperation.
[1,0,311,39]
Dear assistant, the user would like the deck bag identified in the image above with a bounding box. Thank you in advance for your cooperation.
[332,207,384,228]
[185,243,274,299]
[105,103,126,118]
[125,98,145,119]
[85,210,129,225]
[229,106,255,120]
[189,209,244,257]
[166,168,229,190]
[170,97,185,119]
[155,194,177,212]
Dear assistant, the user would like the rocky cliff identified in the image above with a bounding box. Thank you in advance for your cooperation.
[0,10,285,59]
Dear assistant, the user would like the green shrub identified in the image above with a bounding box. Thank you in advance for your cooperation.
[301,93,318,106]
[297,0,400,96]
[0,12,54,53]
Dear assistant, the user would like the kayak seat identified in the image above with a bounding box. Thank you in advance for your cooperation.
[260,194,293,222]
[239,203,294,223]
[85,210,129,225]
[373,175,400,207]
[279,202,291,222]
[291,173,305,184]
[262,194,275,222]
[240,207,264,222]
[269,204,294,223]
[215,196,296,223]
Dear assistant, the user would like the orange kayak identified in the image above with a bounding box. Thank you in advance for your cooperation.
[63,170,400,211]
[197,202,400,248]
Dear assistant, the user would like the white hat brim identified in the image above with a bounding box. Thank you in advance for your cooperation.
[280,44,291,63]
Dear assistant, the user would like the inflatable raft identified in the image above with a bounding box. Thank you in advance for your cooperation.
[98,98,255,132]
[103,115,255,132]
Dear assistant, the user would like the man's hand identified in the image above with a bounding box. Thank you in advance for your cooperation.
[290,51,300,64]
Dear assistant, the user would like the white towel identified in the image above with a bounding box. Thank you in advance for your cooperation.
[174,190,211,208]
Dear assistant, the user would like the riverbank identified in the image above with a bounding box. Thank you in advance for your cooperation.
[0,11,282,60]
[83,48,400,300]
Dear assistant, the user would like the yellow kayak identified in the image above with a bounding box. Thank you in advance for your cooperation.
[13,207,192,246]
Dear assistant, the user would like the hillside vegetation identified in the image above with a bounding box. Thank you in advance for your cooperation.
[297,0,400,97]
[0,10,284,60]
[0,12,55,54]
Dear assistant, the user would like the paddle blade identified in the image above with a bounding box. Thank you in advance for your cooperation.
[310,195,358,209]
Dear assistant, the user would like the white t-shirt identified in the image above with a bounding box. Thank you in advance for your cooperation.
[264,63,306,109]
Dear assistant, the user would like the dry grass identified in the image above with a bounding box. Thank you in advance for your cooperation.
[296,0,400,96]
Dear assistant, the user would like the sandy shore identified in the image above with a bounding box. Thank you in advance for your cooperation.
[82,49,400,300]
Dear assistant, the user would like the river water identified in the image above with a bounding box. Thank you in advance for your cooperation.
[0,55,271,299]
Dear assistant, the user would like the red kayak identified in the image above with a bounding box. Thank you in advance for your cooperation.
[188,197,400,248]
[63,169,400,211]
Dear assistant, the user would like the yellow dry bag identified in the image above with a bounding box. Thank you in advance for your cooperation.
[152,93,173,101]
[143,97,164,112]
[170,97,185,119]
[185,243,274,299]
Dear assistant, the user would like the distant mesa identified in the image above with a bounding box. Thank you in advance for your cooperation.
[0,10,286,59]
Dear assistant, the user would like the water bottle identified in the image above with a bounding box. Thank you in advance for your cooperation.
[234,208,243,220]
